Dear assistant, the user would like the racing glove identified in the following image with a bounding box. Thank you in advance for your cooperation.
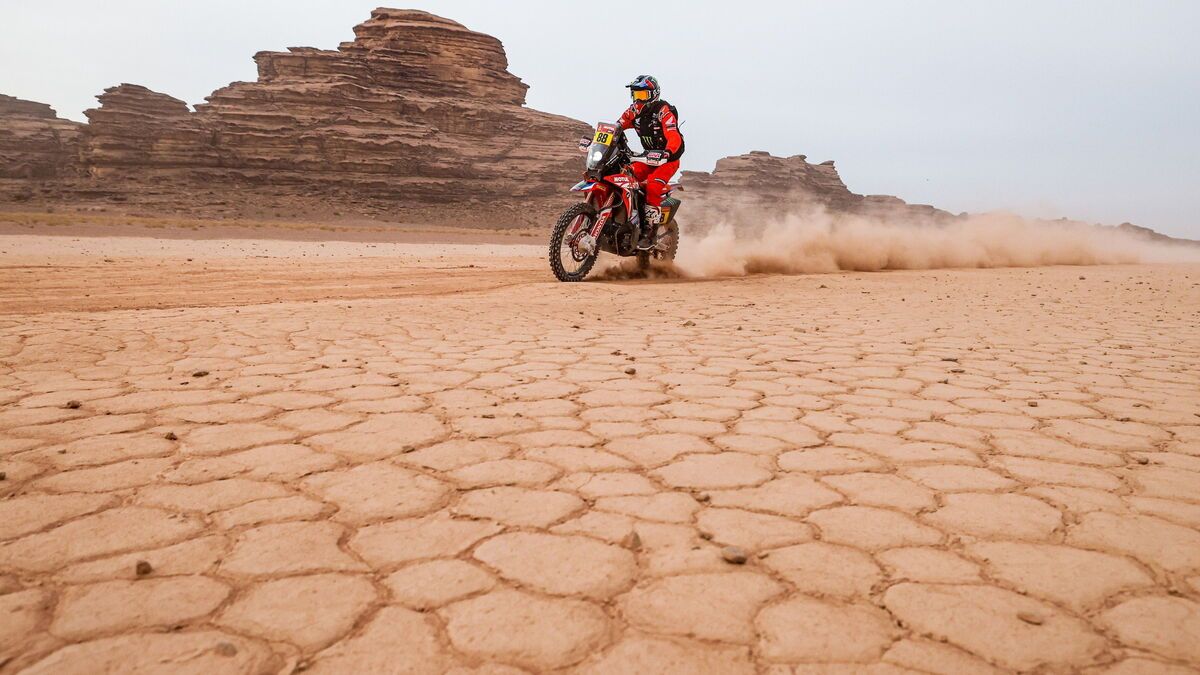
[645,150,669,166]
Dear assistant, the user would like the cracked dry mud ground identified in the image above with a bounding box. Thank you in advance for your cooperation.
[1,240,1199,674]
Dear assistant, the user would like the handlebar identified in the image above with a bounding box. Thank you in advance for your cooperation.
[629,155,667,167]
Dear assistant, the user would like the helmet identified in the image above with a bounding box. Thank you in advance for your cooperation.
[626,75,660,104]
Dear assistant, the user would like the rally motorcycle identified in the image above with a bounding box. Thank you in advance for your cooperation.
[548,122,681,282]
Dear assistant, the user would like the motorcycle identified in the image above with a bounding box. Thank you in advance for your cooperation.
[548,122,681,282]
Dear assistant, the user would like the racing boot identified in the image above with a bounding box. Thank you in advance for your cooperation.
[638,206,662,250]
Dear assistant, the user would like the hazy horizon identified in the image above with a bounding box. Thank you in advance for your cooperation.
[2,1,1197,238]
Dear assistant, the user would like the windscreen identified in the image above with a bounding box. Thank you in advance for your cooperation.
[585,123,619,171]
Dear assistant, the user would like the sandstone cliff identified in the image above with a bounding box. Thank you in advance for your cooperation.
[3,9,591,226]
[679,151,955,230]
[0,95,82,181]
[0,10,1189,243]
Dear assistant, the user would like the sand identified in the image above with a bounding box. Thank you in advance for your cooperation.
[2,230,1199,673]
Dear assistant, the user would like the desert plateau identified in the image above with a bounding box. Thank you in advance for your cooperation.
[2,5,1199,674]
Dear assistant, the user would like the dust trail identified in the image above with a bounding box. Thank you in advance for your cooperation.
[594,258,688,280]
[675,206,1200,277]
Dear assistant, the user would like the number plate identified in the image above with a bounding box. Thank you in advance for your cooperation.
[593,123,617,146]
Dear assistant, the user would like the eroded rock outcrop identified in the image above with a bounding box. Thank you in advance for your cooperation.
[680,151,955,229]
[80,85,216,174]
[4,9,590,225]
[0,95,82,180]
[0,10,1188,242]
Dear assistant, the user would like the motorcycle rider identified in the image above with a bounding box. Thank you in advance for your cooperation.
[618,75,685,249]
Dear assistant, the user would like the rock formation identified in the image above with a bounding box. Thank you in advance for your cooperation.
[1110,221,1200,247]
[0,10,1189,242]
[679,152,1200,246]
[0,95,82,181]
[2,9,591,225]
[80,85,216,174]
[679,151,955,230]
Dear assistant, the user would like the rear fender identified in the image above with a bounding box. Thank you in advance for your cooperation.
[660,195,682,226]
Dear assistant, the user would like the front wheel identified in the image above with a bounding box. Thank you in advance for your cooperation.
[549,202,600,282]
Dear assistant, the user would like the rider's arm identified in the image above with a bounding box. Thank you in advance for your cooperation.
[659,107,683,156]
[617,106,636,130]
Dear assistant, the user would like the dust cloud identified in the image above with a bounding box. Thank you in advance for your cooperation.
[595,258,687,280]
[675,207,1199,278]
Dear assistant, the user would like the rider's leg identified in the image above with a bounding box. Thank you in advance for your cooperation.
[641,161,680,246]
[644,160,680,211]
[630,162,654,185]
[629,163,655,248]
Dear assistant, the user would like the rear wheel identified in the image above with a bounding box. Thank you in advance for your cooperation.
[659,221,680,261]
[637,222,679,270]
[549,203,599,282]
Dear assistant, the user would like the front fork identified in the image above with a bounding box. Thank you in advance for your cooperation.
[572,191,616,256]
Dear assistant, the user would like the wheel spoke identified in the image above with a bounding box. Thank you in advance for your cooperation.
[549,204,600,282]
[559,216,594,272]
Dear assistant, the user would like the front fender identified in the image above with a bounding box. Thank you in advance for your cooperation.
[570,180,599,192]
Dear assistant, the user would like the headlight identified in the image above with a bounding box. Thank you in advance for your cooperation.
[590,150,603,163]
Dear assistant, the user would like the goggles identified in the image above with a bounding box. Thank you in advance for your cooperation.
[631,89,652,101]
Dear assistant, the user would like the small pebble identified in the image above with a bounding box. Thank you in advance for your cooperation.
[164,432,178,441]
[682,320,696,327]
[65,400,82,409]
[481,414,495,419]
[214,642,239,657]
[192,370,209,378]
[135,560,153,576]
[622,530,642,551]
[1027,401,1039,407]
[722,546,748,565]
[1017,612,1043,626]
[695,492,711,502]
[698,532,713,541]
[624,367,636,375]
[0,471,7,481]
[1135,456,1149,465]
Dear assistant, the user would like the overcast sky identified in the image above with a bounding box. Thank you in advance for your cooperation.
[2,1,1197,237]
